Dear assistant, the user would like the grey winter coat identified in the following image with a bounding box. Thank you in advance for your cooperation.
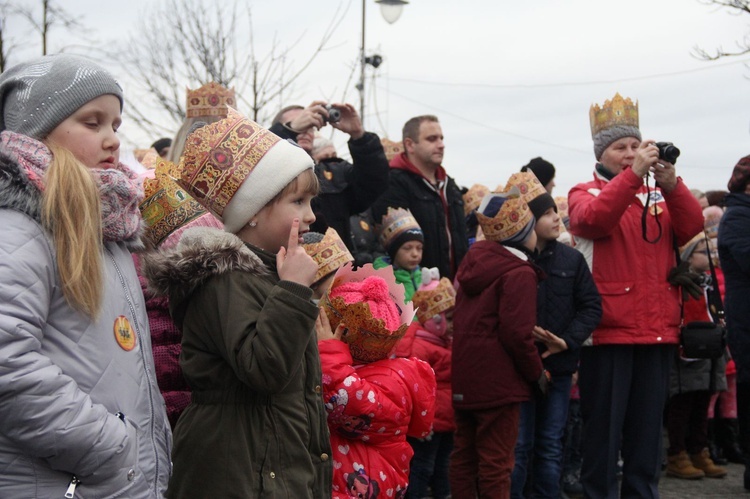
[0,146,171,498]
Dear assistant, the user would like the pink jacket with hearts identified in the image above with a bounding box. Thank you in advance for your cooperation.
[319,339,436,499]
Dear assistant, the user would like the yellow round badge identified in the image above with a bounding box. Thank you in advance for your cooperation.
[113,315,137,351]
[324,170,333,180]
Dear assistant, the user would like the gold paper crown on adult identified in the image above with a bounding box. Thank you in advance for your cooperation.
[589,93,639,137]
[505,172,547,205]
[321,263,414,364]
[186,82,236,118]
[412,277,457,324]
[462,184,490,216]
[377,207,422,248]
[380,137,404,162]
[475,186,533,242]
[140,156,207,246]
[303,228,355,285]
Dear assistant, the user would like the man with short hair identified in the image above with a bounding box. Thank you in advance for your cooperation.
[270,101,389,252]
[371,115,468,279]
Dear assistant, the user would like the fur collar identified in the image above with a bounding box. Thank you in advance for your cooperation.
[0,147,44,222]
[141,227,268,305]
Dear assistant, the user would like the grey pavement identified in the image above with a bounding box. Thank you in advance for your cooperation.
[659,461,746,498]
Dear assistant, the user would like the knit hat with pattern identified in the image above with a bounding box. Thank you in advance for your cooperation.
[0,54,123,139]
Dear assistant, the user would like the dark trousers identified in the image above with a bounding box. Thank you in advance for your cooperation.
[407,431,453,499]
[579,344,675,499]
[666,390,712,455]
[450,404,521,499]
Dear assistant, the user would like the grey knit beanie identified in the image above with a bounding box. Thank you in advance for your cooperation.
[592,125,641,160]
[0,53,123,139]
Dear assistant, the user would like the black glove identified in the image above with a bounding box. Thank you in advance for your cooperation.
[667,261,704,301]
[535,369,551,398]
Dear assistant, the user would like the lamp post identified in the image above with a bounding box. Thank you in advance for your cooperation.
[359,0,408,125]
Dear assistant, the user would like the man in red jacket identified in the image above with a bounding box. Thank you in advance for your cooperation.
[569,93,704,498]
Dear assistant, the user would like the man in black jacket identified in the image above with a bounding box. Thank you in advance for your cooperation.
[269,102,389,252]
[371,115,467,279]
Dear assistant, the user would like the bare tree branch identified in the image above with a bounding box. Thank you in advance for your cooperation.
[694,0,750,59]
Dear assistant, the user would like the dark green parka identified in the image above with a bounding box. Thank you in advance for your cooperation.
[143,228,332,498]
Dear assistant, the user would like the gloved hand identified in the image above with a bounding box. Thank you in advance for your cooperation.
[534,369,551,398]
[667,261,704,301]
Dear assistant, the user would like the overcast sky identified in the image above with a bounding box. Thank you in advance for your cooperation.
[7,0,750,196]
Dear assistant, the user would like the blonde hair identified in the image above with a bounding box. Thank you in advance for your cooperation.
[268,168,320,204]
[42,144,104,318]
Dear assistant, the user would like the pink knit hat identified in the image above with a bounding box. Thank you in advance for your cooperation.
[329,276,401,331]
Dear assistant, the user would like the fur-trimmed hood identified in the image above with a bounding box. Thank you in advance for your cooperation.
[0,144,44,222]
[142,227,268,309]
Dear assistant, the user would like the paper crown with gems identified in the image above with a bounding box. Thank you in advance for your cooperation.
[322,263,415,364]
[186,82,236,118]
[412,273,456,325]
[504,172,546,204]
[462,183,490,216]
[475,186,534,243]
[376,207,423,250]
[589,93,639,137]
[140,156,208,246]
[176,107,313,233]
[302,228,355,285]
[380,137,404,162]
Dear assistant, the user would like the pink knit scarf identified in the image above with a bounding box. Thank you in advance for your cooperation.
[1,130,143,242]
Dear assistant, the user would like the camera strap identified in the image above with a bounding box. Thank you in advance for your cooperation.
[641,174,663,244]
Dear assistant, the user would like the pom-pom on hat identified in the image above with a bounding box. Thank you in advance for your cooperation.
[140,156,223,249]
[376,207,424,259]
[521,157,556,188]
[0,53,123,139]
[505,171,556,220]
[176,107,314,233]
[302,228,354,285]
[475,186,535,244]
[590,93,641,160]
[322,263,415,363]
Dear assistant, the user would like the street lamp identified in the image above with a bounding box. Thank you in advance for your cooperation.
[359,0,408,125]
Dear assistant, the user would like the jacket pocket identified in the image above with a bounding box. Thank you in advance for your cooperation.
[77,419,140,498]
[548,269,575,296]
[597,281,636,329]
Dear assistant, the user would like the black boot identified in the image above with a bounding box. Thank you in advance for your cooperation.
[717,418,745,464]
[708,419,728,465]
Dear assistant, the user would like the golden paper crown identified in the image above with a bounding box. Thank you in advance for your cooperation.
[504,172,547,205]
[475,187,534,242]
[380,137,404,162]
[302,228,355,285]
[377,207,423,249]
[177,107,280,221]
[412,277,456,324]
[322,263,415,364]
[140,156,208,246]
[589,93,639,137]
[554,196,569,232]
[462,184,490,216]
[186,82,236,118]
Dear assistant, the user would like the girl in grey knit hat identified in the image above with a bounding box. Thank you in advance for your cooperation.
[0,54,171,498]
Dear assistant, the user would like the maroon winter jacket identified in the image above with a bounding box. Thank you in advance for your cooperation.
[451,240,544,410]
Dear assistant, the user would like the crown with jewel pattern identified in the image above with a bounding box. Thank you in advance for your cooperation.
[376,207,422,249]
[504,172,546,205]
[589,92,639,138]
[475,186,534,243]
[412,277,457,325]
[462,183,490,216]
[322,263,415,364]
[140,156,208,246]
[302,228,355,285]
[186,82,236,118]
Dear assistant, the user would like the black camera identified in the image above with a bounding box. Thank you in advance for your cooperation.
[655,142,680,165]
[325,104,341,124]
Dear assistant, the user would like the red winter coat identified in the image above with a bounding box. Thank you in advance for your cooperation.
[395,322,455,432]
[569,168,704,345]
[319,339,436,499]
[451,241,544,410]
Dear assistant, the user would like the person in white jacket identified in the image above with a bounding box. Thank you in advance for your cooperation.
[0,54,171,498]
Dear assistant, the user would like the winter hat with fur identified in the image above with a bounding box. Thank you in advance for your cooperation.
[177,107,313,233]
[0,53,123,139]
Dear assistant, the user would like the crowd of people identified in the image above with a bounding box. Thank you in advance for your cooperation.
[0,52,748,499]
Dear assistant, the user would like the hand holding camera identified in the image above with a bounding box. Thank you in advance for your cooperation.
[326,103,365,140]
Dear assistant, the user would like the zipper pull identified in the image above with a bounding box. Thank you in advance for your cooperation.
[64,476,80,498]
